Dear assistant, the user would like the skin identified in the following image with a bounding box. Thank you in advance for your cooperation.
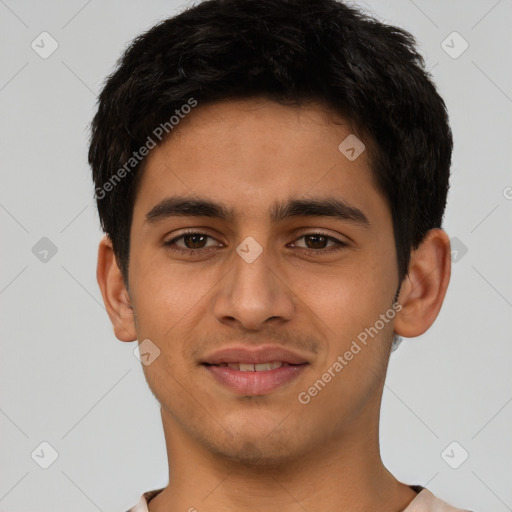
[97,98,451,512]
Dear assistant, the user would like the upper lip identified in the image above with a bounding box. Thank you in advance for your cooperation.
[202,345,310,365]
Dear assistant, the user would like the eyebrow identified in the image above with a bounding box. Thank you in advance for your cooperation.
[144,195,370,227]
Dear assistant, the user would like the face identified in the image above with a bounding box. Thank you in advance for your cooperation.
[125,98,400,465]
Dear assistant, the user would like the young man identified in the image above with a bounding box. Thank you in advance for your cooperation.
[89,0,471,510]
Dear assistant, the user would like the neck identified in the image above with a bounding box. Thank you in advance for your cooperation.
[148,408,417,512]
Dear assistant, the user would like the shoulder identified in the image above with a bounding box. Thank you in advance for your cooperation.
[405,488,475,512]
[124,488,165,512]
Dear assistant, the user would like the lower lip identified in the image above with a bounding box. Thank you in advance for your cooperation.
[204,364,308,395]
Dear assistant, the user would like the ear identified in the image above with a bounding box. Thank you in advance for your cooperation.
[394,228,451,338]
[96,236,137,342]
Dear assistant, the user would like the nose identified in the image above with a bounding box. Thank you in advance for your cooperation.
[212,240,295,331]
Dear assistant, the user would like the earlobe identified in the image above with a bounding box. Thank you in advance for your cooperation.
[96,236,137,342]
[394,228,451,339]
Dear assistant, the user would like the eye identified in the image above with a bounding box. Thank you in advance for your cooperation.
[163,231,222,254]
[289,233,348,254]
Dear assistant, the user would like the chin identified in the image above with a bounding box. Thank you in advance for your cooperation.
[211,440,295,467]
[198,422,305,468]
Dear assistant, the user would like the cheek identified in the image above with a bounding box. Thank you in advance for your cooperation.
[130,254,218,336]
[287,252,397,380]
[291,254,394,325]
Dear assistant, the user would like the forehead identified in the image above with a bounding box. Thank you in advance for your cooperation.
[132,98,387,225]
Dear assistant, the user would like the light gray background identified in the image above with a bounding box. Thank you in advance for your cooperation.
[1,0,511,511]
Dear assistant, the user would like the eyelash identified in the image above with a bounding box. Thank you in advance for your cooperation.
[163,230,348,256]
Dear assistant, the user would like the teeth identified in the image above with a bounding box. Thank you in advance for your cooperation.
[255,362,283,371]
[223,361,284,371]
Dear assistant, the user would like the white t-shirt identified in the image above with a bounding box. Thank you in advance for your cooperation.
[125,486,473,511]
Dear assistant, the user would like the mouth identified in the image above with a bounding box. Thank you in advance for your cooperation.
[202,359,309,395]
[200,345,311,395]
[205,361,302,371]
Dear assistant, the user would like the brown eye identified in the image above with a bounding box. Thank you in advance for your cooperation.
[289,233,348,255]
[181,234,208,249]
[303,234,329,249]
[163,232,221,254]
